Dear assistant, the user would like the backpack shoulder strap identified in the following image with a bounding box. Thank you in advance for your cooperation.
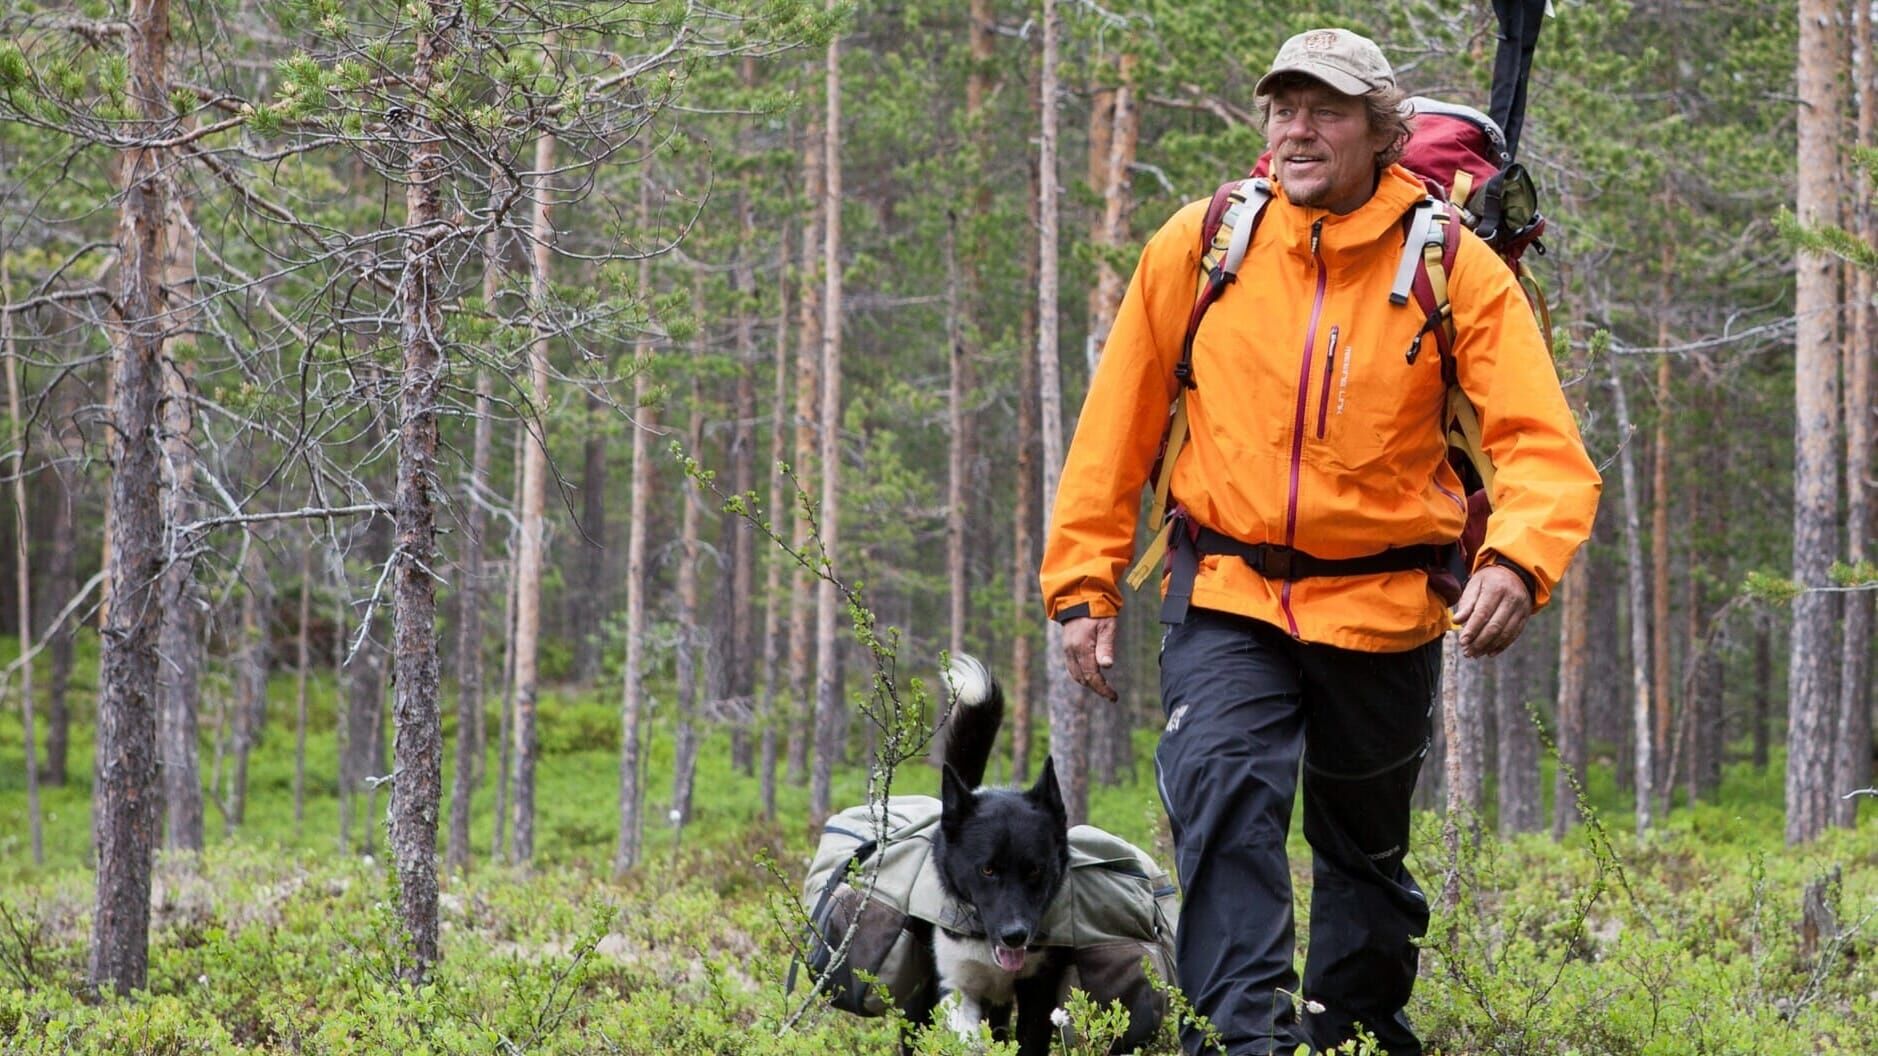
[1405,202,1498,495]
[1126,177,1272,593]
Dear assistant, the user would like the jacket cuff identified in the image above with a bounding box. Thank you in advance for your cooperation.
[1052,602,1093,625]
[1485,554,1538,602]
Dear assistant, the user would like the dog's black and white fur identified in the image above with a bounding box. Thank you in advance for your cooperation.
[918,654,1072,1055]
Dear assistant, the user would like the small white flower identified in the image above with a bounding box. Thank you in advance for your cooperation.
[1304,999,1326,1014]
[1050,1007,1071,1029]
[197,974,208,985]
[668,808,683,825]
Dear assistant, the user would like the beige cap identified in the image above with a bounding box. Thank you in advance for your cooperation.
[1254,28,1395,99]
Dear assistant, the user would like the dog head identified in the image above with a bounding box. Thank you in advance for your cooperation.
[936,756,1070,974]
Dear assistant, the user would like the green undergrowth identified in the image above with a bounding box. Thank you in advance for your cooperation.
[2,648,1876,1053]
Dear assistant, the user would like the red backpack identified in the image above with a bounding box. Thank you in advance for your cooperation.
[1126,98,1549,607]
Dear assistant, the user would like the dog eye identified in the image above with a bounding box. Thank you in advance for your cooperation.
[981,865,997,878]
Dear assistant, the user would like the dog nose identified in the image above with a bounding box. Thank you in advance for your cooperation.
[998,926,1031,949]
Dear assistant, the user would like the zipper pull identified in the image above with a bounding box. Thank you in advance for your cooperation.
[1309,218,1324,256]
[1326,326,1340,369]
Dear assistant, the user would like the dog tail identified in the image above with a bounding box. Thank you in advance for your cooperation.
[940,653,1004,789]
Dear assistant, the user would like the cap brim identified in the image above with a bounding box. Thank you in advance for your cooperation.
[1254,63,1375,99]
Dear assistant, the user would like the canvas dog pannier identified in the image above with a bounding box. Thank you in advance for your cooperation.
[794,795,1180,1029]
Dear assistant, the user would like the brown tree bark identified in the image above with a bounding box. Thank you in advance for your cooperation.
[672,379,705,825]
[1010,156,1040,786]
[1788,0,1845,844]
[509,125,557,865]
[226,543,272,832]
[1650,351,1673,792]
[448,360,494,871]
[90,0,171,995]
[809,18,845,827]
[1609,357,1655,834]
[572,394,608,685]
[759,233,792,819]
[1833,0,1874,827]
[727,115,761,773]
[2,250,42,864]
[1551,560,1590,839]
[1036,0,1087,827]
[157,253,203,854]
[1496,640,1542,835]
[1753,618,1772,770]
[387,1,456,977]
[1440,636,1485,908]
[42,426,80,788]
[786,103,825,788]
[615,182,655,877]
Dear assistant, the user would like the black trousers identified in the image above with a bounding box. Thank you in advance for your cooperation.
[1155,609,1439,1056]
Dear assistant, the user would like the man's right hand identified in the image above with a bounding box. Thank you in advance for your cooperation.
[1062,616,1119,702]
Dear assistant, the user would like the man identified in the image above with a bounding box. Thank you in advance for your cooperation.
[1038,27,1600,1056]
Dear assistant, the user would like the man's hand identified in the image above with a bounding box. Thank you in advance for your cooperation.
[1453,564,1533,658]
[1061,616,1119,701]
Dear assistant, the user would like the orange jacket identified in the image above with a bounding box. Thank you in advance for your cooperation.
[1040,165,1601,652]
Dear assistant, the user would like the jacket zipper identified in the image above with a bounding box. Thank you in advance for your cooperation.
[1316,326,1339,439]
[1282,219,1327,637]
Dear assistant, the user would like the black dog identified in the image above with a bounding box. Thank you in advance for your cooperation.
[921,654,1072,1054]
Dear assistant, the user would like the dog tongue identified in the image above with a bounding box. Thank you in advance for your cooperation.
[993,945,1027,973]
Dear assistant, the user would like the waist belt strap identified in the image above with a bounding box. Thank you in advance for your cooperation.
[1159,520,1449,625]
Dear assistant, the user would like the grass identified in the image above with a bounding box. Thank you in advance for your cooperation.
[1,637,1875,1053]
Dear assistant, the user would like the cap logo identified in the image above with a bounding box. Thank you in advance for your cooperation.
[1303,31,1340,51]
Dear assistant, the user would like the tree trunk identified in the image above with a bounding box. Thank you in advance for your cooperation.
[1036,0,1087,827]
[945,209,970,666]
[1551,559,1589,839]
[387,4,456,977]
[1650,351,1673,793]
[672,380,705,826]
[509,126,557,865]
[448,359,494,871]
[2,251,42,864]
[1833,0,1875,828]
[91,0,171,995]
[728,121,760,773]
[786,103,825,789]
[759,232,792,819]
[1496,640,1542,835]
[615,183,655,878]
[1085,51,1139,361]
[1609,357,1655,834]
[1753,618,1772,770]
[42,431,79,788]
[492,439,523,860]
[1788,0,1844,844]
[1440,636,1484,908]
[293,545,312,838]
[574,390,608,684]
[226,543,272,832]
[1010,153,1040,786]
[809,19,845,827]
[157,323,203,852]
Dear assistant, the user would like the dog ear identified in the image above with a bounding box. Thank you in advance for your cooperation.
[940,763,975,832]
[1030,755,1067,827]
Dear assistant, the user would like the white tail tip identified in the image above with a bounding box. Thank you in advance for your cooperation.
[943,654,994,708]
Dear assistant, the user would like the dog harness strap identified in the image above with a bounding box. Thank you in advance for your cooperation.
[1159,516,1449,625]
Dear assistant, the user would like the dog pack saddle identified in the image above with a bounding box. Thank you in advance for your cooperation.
[793,795,1180,1030]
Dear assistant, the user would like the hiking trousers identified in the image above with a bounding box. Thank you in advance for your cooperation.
[1154,608,1439,1056]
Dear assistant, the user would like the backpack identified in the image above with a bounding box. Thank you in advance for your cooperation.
[1124,96,1550,606]
[791,796,1180,1032]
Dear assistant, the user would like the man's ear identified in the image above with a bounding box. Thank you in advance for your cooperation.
[941,764,975,833]
[1029,755,1067,827]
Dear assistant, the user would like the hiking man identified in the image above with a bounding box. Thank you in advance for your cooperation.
[1038,27,1600,1056]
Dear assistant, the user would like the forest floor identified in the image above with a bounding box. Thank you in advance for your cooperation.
[1,651,1875,1054]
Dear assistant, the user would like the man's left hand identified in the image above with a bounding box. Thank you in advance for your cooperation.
[1453,564,1533,658]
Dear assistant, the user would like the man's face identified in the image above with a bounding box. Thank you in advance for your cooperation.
[1266,81,1392,216]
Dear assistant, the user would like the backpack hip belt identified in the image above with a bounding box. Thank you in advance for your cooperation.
[1157,507,1449,625]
